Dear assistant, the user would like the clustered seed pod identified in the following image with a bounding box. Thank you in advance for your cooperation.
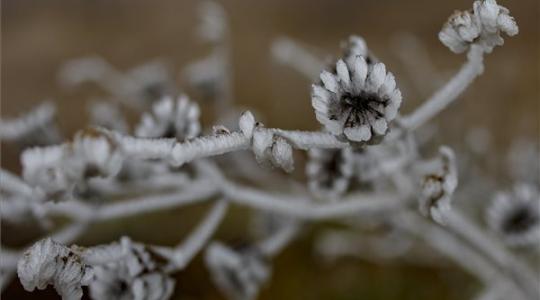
[311,44,401,145]
[439,0,518,54]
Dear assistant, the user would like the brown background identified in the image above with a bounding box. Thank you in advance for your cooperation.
[2,0,539,299]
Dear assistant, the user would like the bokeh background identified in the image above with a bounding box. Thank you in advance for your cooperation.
[2,0,539,299]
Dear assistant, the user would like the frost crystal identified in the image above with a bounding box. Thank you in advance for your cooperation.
[205,242,270,300]
[439,0,518,54]
[136,95,201,141]
[487,184,540,248]
[312,51,401,144]
[418,146,458,224]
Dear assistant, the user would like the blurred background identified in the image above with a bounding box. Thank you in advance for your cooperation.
[1,0,539,299]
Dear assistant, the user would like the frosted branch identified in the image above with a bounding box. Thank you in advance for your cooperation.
[401,46,485,130]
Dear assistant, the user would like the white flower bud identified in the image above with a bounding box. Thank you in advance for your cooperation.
[251,127,295,173]
[69,128,124,180]
[271,137,294,173]
[439,0,518,54]
[417,146,458,224]
[239,111,256,138]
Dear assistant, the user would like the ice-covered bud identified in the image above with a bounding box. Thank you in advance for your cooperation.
[439,0,518,54]
[487,184,540,248]
[136,95,201,141]
[17,238,92,300]
[239,111,256,138]
[205,242,270,300]
[251,125,294,173]
[312,56,401,145]
[69,128,124,180]
[341,35,369,63]
[417,146,458,224]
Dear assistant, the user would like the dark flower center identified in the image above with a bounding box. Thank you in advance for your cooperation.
[502,206,539,234]
[320,150,345,188]
[341,91,384,119]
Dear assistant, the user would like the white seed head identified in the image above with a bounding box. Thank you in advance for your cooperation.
[487,184,540,248]
[239,111,256,138]
[311,54,401,144]
[417,146,458,224]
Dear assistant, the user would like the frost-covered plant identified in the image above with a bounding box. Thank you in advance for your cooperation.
[1,1,538,300]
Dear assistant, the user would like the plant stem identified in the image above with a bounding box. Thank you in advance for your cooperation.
[442,210,539,300]
[401,46,485,130]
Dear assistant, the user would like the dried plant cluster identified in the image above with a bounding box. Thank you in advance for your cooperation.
[0,1,538,300]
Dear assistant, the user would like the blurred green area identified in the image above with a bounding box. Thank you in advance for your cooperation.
[1,0,538,299]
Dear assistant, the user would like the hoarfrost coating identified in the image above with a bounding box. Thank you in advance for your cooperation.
[2,1,536,300]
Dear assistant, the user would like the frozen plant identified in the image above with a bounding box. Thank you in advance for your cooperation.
[1,1,538,300]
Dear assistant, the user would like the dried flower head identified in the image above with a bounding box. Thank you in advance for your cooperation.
[136,95,201,141]
[89,237,174,300]
[487,184,540,248]
[306,148,354,201]
[205,242,270,300]
[418,146,458,224]
[312,52,401,144]
[17,238,92,300]
[439,0,518,54]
